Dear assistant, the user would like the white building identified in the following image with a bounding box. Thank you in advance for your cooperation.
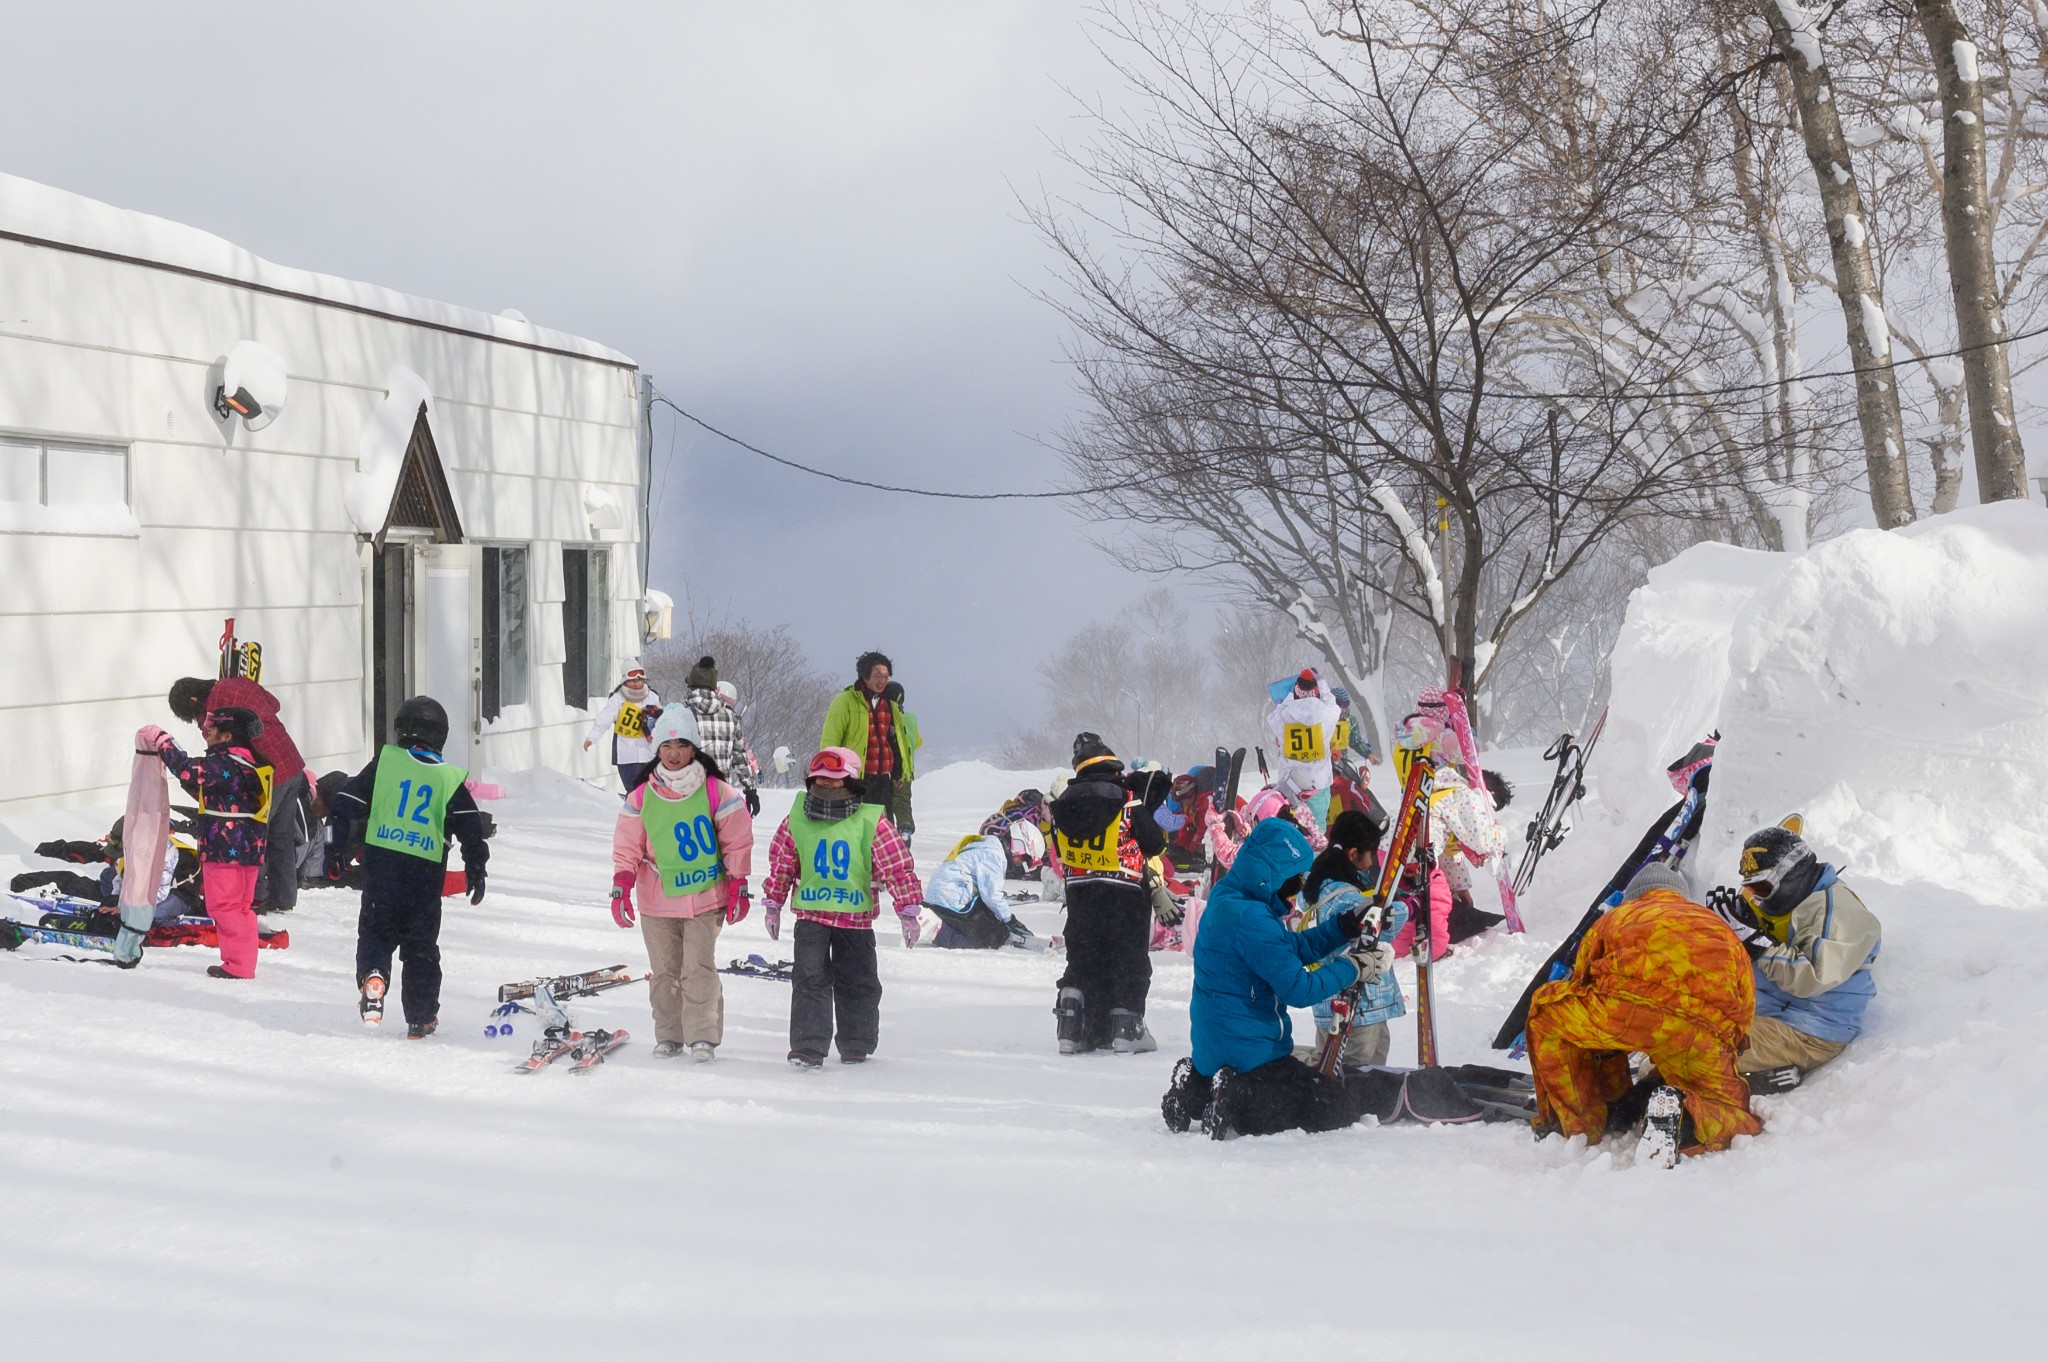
[0,172,662,813]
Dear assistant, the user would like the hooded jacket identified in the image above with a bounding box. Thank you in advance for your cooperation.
[1753,865,1880,1045]
[1048,763,1166,890]
[1189,819,1360,1076]
[1267,680,1341,796]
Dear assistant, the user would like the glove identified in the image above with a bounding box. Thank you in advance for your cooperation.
[137,724,171,754]
[725,884,751,926]
[610,870,636,927]
[639,704,662,736]
[1153,895,1184,927]
[1334,906,1370,941]
[900,911,922,948]
[1707,885,1768,959]
[324,850,347,883]
[467,864,487,905]
[765,902,782,941]
[1346,941,1393,985]
[745,788,761,817]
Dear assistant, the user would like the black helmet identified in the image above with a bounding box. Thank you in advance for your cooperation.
[1738,822,1816,916]
[1072,731,1116,768]
[394,695,450,752]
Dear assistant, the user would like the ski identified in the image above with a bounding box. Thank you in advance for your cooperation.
[1512,707,1608,897]
[2,919,115,953]
[568,1028,630,1072]
[513,1029,583,1073]
[1255,747,1270,788]
[1411,798,1442,1068]
[719,954,794,981]
[497,965,637,1004]
[1312,755,1434,1075]
[1491,753,1714,1053]
[1222,747,1246,812]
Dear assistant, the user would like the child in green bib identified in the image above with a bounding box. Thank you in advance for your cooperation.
[760,747,925,1068]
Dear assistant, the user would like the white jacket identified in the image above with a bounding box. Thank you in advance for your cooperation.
[585,687,662,765]
[1266,683,1341,795]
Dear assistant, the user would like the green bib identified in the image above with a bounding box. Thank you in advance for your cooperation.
[367,746,468,863]
[643,779,723,895]
[788,803,883,914]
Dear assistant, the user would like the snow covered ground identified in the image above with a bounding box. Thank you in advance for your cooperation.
[3,750,2040,1359]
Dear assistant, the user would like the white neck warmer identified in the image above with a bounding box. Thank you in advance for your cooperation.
[651,761,705,798]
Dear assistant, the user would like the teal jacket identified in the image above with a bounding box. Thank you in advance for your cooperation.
[1190,819,1360,1076]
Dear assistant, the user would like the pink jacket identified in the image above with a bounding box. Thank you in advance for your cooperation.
[612,766,753,918]
[1389,865,1453,962]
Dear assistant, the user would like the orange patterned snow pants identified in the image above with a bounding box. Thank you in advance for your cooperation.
[1527,889,1762,1152]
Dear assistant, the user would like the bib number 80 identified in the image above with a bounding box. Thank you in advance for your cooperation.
[672,815,718,862]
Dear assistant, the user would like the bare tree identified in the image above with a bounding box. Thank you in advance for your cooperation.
[644,622,838,785]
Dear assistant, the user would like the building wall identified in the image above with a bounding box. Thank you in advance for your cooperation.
[0,234,644,812]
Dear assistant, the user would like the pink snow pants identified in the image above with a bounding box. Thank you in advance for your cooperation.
[202,863,261,978]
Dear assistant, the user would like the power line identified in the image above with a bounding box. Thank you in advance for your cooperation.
[650,392,1113,500]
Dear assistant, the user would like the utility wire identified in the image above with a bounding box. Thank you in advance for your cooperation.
[651,392,1116,500]
[653,321,2045,500]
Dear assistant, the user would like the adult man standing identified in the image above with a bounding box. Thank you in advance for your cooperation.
[168,674,307,913]
[819,651,916,845]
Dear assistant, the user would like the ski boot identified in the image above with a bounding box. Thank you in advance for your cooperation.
[1201,1066,1243,1141]
[1161,1057,1212,1133]
[1056,987,1091,1056]
[1640,1085,1683,1169]
[359,971,387,1027]
[689,1042,716,1063]
[652,1041,688,1059]
[1108,1008,1157,1054]
[406,1017,439,1041]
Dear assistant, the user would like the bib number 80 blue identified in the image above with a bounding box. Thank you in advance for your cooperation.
[811,839,853,880]
[672,815,719,862]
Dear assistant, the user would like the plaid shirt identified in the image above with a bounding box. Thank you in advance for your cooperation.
[762,812,923,927]
[683,688,757,792]
[865,693,899,778]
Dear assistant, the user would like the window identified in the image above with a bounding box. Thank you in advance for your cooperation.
[561,546,611,708]
[481,545,530,721]
[0,435,134,534]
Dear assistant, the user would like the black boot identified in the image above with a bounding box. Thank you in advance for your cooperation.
[1056,987,1091,1055]
[1605,1075,1659,1133]
[1202,1066,1243,1140]
[1161,1058,1211,1133]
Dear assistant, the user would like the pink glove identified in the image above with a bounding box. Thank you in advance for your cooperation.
[137,725,170,754]
[899,911,922,949]
[610,870,636,928]
[725,884,751,926]
[764,902,782,941]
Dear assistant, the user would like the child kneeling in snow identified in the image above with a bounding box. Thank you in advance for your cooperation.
[925,834,1037,950]
[760,748,924,1067]
[141,706,269,980]
[608,710,754,1061]
[1162,818,1387,1138]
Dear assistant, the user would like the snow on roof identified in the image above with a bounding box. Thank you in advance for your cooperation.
[0,171,634,368]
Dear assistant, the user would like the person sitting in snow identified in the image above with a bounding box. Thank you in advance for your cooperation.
[925,834,1038,950]
[760,747,925,1068]
[980,787,1052,878]
[1525,863,1761,1156]
[1160,817,1388,1138]
[1705,818,1881,1086]
[1297,810,1415,1068]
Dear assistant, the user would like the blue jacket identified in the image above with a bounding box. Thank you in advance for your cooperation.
[1190,819,1360,1076]
[1306,879,1409,1029]
[1753,866,1880,1045]
[923,836,1014,923]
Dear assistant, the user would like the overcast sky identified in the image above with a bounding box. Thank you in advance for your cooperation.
[2,0,1181,759]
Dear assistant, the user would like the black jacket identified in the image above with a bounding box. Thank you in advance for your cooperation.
[327,749,488,906]
[1050,771,1167,856]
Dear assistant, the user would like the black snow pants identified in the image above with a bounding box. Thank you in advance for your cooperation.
[1057,879,1152,1046]
[1191,1055,1378,1136]
[791,919,882,1059]
[356,896,443,1025]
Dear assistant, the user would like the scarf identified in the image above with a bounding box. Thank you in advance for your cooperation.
[622,683,650,705]
[804,791,860,823]
[651,761,705,799]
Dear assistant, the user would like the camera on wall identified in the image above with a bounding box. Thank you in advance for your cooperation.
[209,340,290,434]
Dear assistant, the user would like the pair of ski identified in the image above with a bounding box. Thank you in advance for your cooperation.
[499,966,644,1074]
[1511,708,1609,897]
[1312,754,1440,1075]
[720,954,793,981]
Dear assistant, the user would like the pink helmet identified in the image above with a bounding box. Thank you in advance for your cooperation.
[1242,787,1289,826]
[807,747,863,783]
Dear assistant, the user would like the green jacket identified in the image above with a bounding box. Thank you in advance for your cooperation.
[820,686,918,782]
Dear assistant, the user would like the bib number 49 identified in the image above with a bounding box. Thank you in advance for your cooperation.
[812,839,853,881]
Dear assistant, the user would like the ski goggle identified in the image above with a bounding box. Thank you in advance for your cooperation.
[1739,873,1781,904]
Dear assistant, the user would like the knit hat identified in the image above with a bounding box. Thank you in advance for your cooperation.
[686,655,718,690]
[648,708,702,750]
[1072,732,1117,770]
[1294,668,1318,695]
[623,664,647,684]
[1621,861,1691,903]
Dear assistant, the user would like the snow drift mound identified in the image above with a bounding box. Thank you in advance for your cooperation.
[1606,501,2048,909]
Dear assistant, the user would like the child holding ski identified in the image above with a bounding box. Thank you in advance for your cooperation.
[1299,811,1408,1067]
[609,710,754,1060]
[139,706,269,979]
[325,696,488,1037]
[760,748,924,1067]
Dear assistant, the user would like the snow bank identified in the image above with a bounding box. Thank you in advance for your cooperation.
[0,171,630,365]
[1604,502,2048,909]
[1601,540,1781,825]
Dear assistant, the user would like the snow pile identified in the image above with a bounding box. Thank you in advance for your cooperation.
[1708,502,2048,906]
[1604,502,2048,909]
[1600,540,1781,825]
[0,171,630,365]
